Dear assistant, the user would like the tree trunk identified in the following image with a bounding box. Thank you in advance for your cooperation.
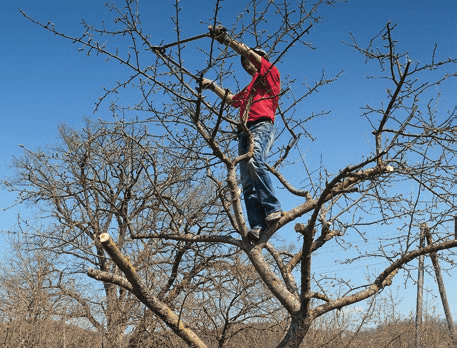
[278,315,311,348]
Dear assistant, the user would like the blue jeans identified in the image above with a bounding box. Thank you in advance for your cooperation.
[238,120,282,230]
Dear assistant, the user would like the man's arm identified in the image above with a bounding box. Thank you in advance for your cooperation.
[228,40,262,67]
[208,25,262,66]
[201,78,234,105]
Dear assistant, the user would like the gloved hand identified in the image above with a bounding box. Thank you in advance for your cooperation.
[208,25,231,45]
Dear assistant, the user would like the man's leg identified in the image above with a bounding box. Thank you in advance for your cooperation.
[246,122,282,221]
[238,133,267,231]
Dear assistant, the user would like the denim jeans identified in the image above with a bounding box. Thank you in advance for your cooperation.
[238,120,282,230]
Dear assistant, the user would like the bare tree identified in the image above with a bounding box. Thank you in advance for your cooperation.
[0,238,60,347]
[4,119,281,347]
[6,0,457,347]
[0,236,103,347]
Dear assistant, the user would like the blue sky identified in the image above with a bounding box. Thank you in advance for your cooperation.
[1,0,456,321]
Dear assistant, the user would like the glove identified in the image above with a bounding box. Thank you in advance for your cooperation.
[208,25,231,45]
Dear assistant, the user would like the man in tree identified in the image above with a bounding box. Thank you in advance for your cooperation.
[201,25,282,242]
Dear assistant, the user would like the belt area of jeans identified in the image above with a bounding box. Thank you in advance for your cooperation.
[246,118,272,128]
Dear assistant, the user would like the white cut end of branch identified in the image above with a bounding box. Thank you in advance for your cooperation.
[386,165,394,172]
[100,233,111,243]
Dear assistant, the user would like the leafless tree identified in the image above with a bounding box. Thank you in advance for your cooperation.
[6,0,457,347]
[0,238,60,347]
[4,119,282,347]
[0,236,103,347]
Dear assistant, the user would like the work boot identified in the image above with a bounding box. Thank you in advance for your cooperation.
[265,211,282,226]
[247,228,262,242]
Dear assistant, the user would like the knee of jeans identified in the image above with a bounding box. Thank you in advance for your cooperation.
[246,158,260,181]
[240,175,251,191]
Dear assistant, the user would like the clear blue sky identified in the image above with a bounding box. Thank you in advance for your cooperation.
[1,0,456,321]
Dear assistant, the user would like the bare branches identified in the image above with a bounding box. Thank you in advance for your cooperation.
[98,232,209,348]
[8,2,457,348]
[313,238,457,319]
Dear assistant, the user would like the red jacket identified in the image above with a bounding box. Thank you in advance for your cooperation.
[232,56,280,123]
